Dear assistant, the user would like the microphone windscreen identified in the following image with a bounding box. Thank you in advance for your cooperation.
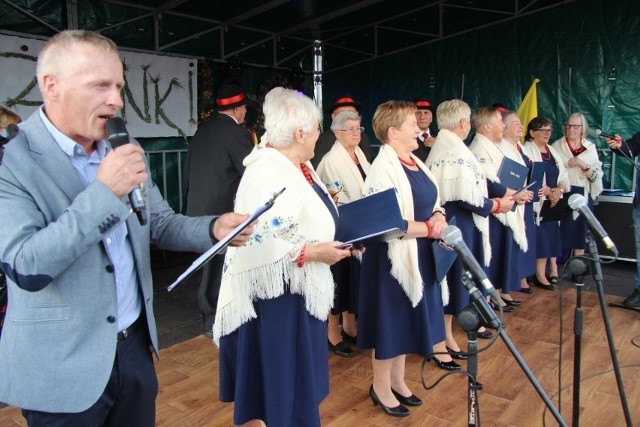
[6,124,19,140]
[568,193,586,209]
[442,225,462,246]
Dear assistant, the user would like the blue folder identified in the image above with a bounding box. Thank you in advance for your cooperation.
[432,217,458,283]
[528,161,546,202]
[497,156,528,190]
[335,188,406,246]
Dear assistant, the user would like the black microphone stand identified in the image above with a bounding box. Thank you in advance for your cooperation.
[457,272,567,426]
[565,256,589,426]
[581,231,633,426]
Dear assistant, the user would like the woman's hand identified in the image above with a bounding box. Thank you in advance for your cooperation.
[427,211,447,239]
[567,157,585,169]
[548,187,562,204]
[513,189,533,205]
[305,241,353,266]
[493,196,515,213]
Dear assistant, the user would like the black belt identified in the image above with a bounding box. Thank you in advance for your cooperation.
[117,315,145,342]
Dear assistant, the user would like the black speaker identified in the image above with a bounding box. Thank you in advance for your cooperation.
[593,196,636,261]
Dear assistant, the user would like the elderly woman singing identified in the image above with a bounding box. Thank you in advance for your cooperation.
[317,110,371,357]
[358,100,449,418]
[214,87,352,427]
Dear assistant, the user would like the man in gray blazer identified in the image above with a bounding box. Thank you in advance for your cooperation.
[0,30,252,426]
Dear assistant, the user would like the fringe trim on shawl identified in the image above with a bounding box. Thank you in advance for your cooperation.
[386,239,449,307]
[213,255,334,345]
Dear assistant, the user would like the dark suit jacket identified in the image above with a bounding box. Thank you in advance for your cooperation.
[312,130,373,168]
[613,131,640,205]
[184,113,254,216]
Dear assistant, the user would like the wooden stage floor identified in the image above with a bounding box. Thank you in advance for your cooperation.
[1,259,639,426]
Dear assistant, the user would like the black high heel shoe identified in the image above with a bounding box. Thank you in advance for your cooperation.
[533,275,557,291]
[489,301,515,313]
[369,385,410,417]
[431,356,461,371]
[503,298,522,307]
[391,388,423,406]
[340,329,357,345]
[446,346,468,360]
[477,330,494,339]
[328,340,354,357]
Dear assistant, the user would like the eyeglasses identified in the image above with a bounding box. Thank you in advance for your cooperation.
[535,128,553,133]
[338,127,364,134]
[564,124,582,129]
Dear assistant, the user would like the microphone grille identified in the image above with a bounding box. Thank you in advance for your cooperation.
[568,193,586,209]
[442,225,462,246]
[595,129,602,136]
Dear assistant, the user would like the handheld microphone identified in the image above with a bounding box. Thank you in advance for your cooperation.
[568,194,617,256]
[105,117,147,226]
[442,225,499,300]
[595,129,617,140]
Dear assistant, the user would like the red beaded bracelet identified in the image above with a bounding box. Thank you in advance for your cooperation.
[297,245,307,268]
[424,220,433,238]
[492,199,501,214]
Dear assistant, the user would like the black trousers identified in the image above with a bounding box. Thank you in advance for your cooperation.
[22,325,158,427]
[199,253,224,331]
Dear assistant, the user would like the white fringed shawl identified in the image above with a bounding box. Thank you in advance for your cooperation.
[426,129,491,266]
[470,134,528,252]
[363,144,449,307]
[213,147,336,344]
[316,140,371,205]
[522,141,571,225]
[551,137,603,200]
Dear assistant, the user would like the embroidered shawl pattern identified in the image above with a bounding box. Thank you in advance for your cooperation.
[316,140,371,205]
[426,129,491,265]
[470,134,528,252]
[551,137,603,200]
[213,147,336,344]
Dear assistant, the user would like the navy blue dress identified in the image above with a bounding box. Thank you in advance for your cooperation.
[330,164,366,315]
[443,200,493,316]
[357,167,445,359]
[536,155,562,258]
[486,180,521,294]
[519,150,537,278]
[219,183,338,427]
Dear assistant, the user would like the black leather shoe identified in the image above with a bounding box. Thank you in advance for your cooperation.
[328,340,354,357]
[477,330,494,339]
[340,329,357,345]
[517,286,534,294]
[369,386,410,417]
[431,356,461,371]
[391,388,423,406]
[503,298,522,306]
[623,288,640,307]
[489,301,515,313]
[446,346,468,360]
[533,276,556,291]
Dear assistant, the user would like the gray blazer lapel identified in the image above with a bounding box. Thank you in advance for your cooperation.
[23,113,86,201]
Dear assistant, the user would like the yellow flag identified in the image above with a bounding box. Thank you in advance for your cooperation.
[517,78,540,136]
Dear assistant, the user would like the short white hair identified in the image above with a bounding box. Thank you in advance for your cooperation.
[330,111,361,131]
[436,99,471,131]
[263,87,322,148]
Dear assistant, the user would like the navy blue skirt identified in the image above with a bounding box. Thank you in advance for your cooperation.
[487,215,521,293]
[219,292,329,427]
